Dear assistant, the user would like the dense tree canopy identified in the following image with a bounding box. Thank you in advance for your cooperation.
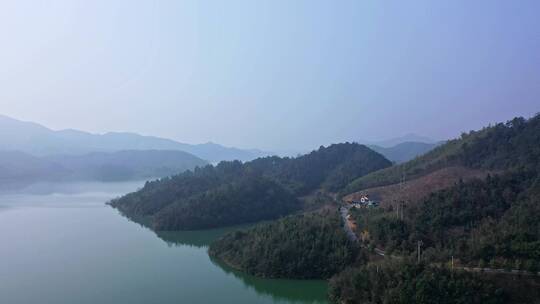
[110,143,390,230]
[343,114,540,271]
[209,210,360,279]
[244,142,392,194]
[351,170,540,270]
[153,176,299,230]
[329,261,505,304]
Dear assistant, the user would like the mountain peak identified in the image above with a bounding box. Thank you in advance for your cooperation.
[360,133,440,148]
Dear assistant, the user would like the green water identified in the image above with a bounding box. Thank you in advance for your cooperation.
[0,181,328,304]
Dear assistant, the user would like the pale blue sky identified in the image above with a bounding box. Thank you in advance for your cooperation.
[1,0,539,150]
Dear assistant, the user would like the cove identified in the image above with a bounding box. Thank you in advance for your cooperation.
[0,181,328,304]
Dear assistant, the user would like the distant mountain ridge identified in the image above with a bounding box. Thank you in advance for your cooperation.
[0,151,68,182]
[0,150,207,184]
[369,141,443,164]
[0,114,267,162]
[360,133,440,148]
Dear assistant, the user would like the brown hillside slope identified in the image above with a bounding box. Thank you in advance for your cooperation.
[344,166,492,208]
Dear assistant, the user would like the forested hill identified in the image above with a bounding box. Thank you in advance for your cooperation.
[329,260,505,304]
[245,143,392,193]
[343,114,540,195]
[209,210,359,279]
[109,143,391,230]
[337,114,540,299]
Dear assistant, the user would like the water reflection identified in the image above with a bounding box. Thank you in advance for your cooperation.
[110,211,213,248]
[156,225,252,248]
[154,227,329,303]
[0,181,329,304]
[117,210,254,248]
[121,216,329,303]
[210,256,329,304]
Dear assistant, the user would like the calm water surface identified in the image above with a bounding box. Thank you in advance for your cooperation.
[0,181,328,304]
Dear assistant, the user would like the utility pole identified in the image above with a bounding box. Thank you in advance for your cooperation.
[417,241,423,263]
[399,169,405,221]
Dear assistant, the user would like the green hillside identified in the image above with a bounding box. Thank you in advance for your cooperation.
[343,115,540,195]
[351,170,540,266]
[153,176,299,230]
[345,115,540,269]
[206,114,540,303]
[110,143,391,230]
[209,210,359,279]
[329,260,505,304]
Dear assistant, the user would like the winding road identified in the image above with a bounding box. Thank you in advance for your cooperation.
[339,206,357,242]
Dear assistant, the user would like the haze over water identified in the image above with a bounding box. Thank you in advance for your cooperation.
[0,181,327,304]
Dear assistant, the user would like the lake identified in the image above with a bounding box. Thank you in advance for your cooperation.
[0,181,328,304]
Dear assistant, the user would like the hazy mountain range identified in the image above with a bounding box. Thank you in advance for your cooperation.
[0,150,207,184]
[368,141,443,164]
[359,133,440,148]
[0,115,267,162]
[0,114,442,186]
